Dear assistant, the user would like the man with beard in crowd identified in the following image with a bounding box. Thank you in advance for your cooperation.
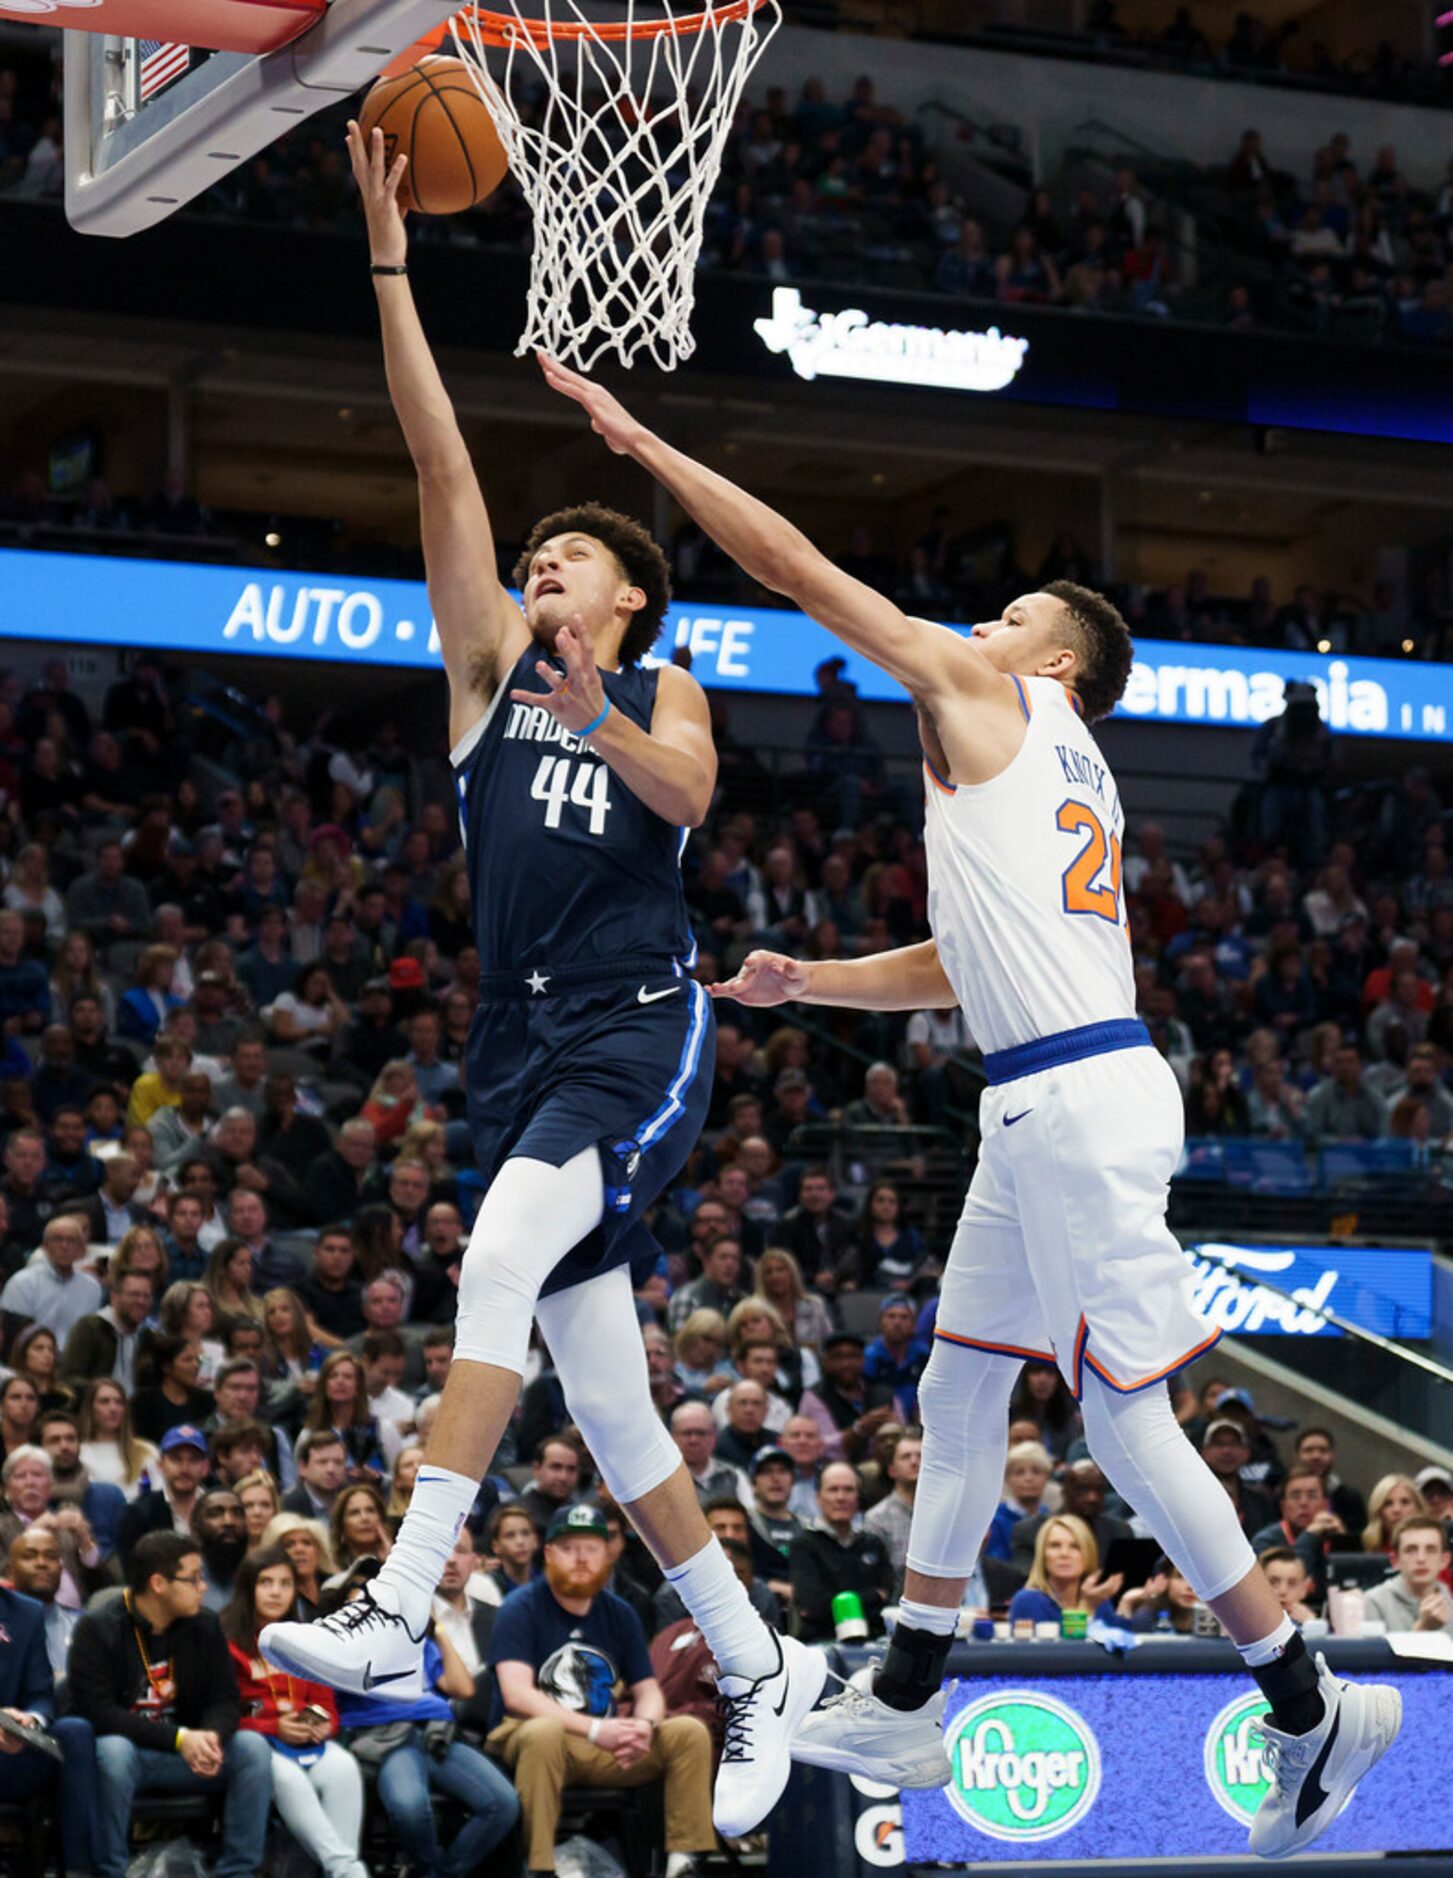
[486,1505,715,1877]
[193,1489,248,1611]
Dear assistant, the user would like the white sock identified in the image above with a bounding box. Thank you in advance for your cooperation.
[898,1597,959,1637]
[665,1539,777,1681]
[1236,1613,1296,1667]
[374,1463,478,1629]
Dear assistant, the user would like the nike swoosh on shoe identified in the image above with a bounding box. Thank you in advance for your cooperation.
[1295,1704,1340,1827]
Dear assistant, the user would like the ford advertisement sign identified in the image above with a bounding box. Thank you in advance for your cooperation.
[5,545,1453,740]
[1183,1241,1432,1340]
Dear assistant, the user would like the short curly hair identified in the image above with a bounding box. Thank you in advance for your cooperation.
[512,503,672,667]
[1041,580,1135,723]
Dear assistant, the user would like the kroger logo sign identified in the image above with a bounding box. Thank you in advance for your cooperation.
[1204,1692,1274,1824]
[945,1691,1101,1842]
[1184,1242,1432,1340]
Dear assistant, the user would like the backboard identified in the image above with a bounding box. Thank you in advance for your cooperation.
[63,0,457,237]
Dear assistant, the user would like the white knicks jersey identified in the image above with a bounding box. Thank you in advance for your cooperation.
[924,674,1135,1054]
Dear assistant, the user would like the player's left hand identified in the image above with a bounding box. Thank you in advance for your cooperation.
[510,616,609,737]
[536,353,648,456]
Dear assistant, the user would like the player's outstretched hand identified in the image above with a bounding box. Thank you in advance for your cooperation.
[711,950,811,1006]
[509,615,609,736]
[346,120,409,269]
[537,353,648,456]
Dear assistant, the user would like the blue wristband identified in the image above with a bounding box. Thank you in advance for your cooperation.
[578,699,612,740]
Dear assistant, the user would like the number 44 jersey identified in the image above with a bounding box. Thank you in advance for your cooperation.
[451,648,696,977]
[923,674,1136,1055]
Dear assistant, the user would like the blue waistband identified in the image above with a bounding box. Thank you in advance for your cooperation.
[983,1019,1151,1086]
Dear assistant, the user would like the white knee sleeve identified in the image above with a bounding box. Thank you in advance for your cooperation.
[453,1148,603,1373]
[535,1269,682,1505]
[1080,1380,1256,1602]
[904,1344,1018,1581]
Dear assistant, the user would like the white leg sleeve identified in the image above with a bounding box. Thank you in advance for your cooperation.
[903,1342,1019,1582]
[271,1743,364,1878]
[1080,1379,1257,1602]
[535,1265,683,1507]
[453,1146,604,1372]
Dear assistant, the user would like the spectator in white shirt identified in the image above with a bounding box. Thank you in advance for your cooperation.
[0,1215,104,1349]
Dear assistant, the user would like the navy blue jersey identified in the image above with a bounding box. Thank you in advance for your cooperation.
[452,647,695,977]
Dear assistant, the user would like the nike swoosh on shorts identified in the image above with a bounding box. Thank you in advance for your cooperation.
[638,985,682,1005]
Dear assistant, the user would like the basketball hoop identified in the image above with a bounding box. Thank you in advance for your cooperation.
[447,0,782,371]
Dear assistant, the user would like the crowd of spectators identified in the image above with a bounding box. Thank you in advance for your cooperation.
[0,634,1446,1866]
[975,1,1445,107]
[7,34,1453,359]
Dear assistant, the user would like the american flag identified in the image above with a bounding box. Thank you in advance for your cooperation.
[138,39,191,102]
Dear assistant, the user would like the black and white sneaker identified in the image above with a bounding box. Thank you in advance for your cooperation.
[261,1580,429,1700]
[1248,1653,1402,1859]
[713,1631,827,1836]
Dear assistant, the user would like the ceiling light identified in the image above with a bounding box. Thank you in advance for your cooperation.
[264,531,281,548]
[1316,639,1331,653]
[1403,639,1415,654]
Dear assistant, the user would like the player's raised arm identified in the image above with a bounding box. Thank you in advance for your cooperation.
[537,355,993,708]
[713,941,959,1013]
[349,123,526,745]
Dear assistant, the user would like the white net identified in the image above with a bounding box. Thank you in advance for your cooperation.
[451,0,782,370]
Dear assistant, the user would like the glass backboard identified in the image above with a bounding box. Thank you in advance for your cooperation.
[64,0,457,236]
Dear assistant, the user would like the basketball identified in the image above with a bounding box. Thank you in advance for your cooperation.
[357,56,509,217]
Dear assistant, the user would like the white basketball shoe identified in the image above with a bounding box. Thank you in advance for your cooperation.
[260,1580,428,1700]
[792,1666,952,1789]
[1248,1654,1402,1859]
[713,1632,828,1836]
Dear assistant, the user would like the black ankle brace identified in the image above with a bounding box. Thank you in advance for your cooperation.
[1249,1629,1324,1736]
[874,1623,954,1713]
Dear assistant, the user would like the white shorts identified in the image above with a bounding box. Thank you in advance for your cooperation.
[936,1037,1220,1397]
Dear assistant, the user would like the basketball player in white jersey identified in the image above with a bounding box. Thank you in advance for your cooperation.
[540,354,1402,1858]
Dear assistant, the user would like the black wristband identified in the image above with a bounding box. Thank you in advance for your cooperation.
[371,264,407,276]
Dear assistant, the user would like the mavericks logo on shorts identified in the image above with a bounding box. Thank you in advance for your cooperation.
[1204,1691,1274,1822]
[944,1691,1101,1842]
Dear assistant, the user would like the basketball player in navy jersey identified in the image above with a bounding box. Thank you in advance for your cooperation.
[261,124,826,1837]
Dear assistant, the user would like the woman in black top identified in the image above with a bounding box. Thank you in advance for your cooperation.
[128,1333,216,1443]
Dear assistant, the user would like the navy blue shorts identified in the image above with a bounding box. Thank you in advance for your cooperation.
[464,959,715,1299]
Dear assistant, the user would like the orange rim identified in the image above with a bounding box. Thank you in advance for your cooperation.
[381,2,767,81]
[462,1,767,47]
